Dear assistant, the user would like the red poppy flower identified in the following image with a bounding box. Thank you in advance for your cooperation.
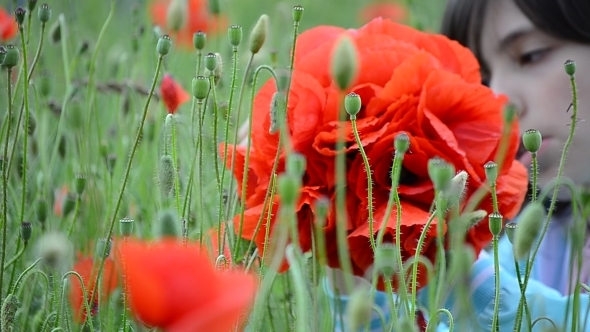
[150,0,227,47]
[69,256,119,323]
[0,7,18,41]
[359,2,407,24]
[161,74,190,114]
[221,18,528,290]
[116,238,258,332]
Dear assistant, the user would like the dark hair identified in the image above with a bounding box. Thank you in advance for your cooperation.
[441,0,590,78]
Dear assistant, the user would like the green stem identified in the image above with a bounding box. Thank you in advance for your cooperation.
[3,241,26,270]
[66,198,81,238]
[491,235,500,332]
[0,68,14,299]
[285,244,309,332]
[19,24,30,229]
[409,212,437,315]
[171,115,182,214]
[86,55,163,322]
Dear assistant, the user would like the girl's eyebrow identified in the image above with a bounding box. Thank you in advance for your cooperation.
[498,28,535,52]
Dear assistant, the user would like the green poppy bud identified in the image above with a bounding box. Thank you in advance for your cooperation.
[564,59,576,76]
[344,92,361,118]
[157,35,172,56]
[119,217,134,237]
[249,14,269,54]
[36,199,48,226]
[277,174,301,206]
[38,3,51,23]
[374,243,398,278]
[2,45,20,68]
[292,5,304,23]
[394,132,410,154]
[514,202,546,260]
[191,76,210,100]
[286,152,306,178]
[74,174,86,196]
[484,161,498,185]
[209,0,221,15]
[21,222,32,245]
[193,30,206,50]
[61,193,77,217]
[166,0,187,32]
[156,209,180,238]
[522,129,542,153]
[345,286,373,331]
[204,52,216,71]
[330,36,358,91]
[488,212,503,237]
[228,25,243,47]
[314,196,330,227]
[158,154,175,197]
[427,157,455,192]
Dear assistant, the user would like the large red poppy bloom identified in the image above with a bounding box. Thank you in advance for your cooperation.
[222,18,528,289]
[0,7,17,41]
[69,256,119,323]
[150,0,227,47]
[116,238,258,332]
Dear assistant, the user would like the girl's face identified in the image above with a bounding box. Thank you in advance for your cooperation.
[481,0,590,191]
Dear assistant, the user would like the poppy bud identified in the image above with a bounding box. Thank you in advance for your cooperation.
[49,20,60,44]
[374,243,398,278]
[58,135,66,159]
[191,76,209,100]
[119,217,134,237]
[21,222,32,245]
[211,53,223,85]
[2,45,20,68]
[277,174,301,206]
[292,5,304,23]
[14,7,26,27]
[28,0,38,12]
[204,52,216,71]
[564,59,576,76]
[166,0,187,32]
[345,287,372,331]
[157,35,172,56]
[228,25,243,47]
[488,212,503,237]
[330,36,358,91]
[440,171,467,210]
[1,294,20,332]
[484,161,498,185]
[193,31,206,50]
[74,174,86,196]
[344,92,361,118]
[95,237,113,259]
[522,129,542,153]
[38,4,51,24]
[249,14,269,55]
[36,199,48,226]
[505,222,517,245]
[286,152,306,178]
[276,68,290,93]
[393,132,410,154]
[158,154,175,197]
[464,210,488,229]
[514,202,545,260]
[156,209,180,238]
[427,157,455,192]
[61,193,76,217]
[209,0,221,15]
[215,254,229,271]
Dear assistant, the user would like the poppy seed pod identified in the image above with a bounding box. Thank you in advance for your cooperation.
[157,35,172,56]
[277,174,301,206]
[208,0,220,15]
[38,4,51,23]
[505,222,517,245]
[61,193,77,217]
[314,196,330,227]
[228,25,243,48]
[21,222,32,245]
[514,202,546,260]
[374,244,399,278]
[191,76,209,100]
[488,212,503,237]
[193,30,206,50]
[28,0,38,12]
[204,52,216,71]
[427,157,455,192]
[2,45,20,68]
[330,36,358,91]
[286,152,306,178]
[522,129,542,153]
[484,161,498,185]
[156,209,180,238]
[394,132,410,154]
[36,199,48,225]
[249,14,269,55]
[564,59,576,76]
[14,7,26,27]
[292,5,304,23]
[344,92,361,118]
[74,174,86,196]
[119,217,134,237]
[49,20,61,43]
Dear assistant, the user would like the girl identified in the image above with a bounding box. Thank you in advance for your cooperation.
[327,0,590,330]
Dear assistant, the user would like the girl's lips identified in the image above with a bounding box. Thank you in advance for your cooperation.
[517,137,552,166]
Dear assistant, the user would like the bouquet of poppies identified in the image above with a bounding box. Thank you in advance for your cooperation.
[223,18,527,290]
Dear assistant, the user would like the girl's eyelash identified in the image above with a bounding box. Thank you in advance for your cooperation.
[518,48,551,66]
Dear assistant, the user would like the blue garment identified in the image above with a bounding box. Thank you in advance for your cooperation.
[326,231,590,331]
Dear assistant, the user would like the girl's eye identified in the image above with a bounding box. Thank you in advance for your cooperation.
[518,48,550,66]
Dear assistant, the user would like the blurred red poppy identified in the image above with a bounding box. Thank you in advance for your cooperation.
[0,7,18,41]
[116,238,258,332]
[69,256,119,323]
[359,2,408,24]
[161,74,190,114]
[150,0,227,48]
